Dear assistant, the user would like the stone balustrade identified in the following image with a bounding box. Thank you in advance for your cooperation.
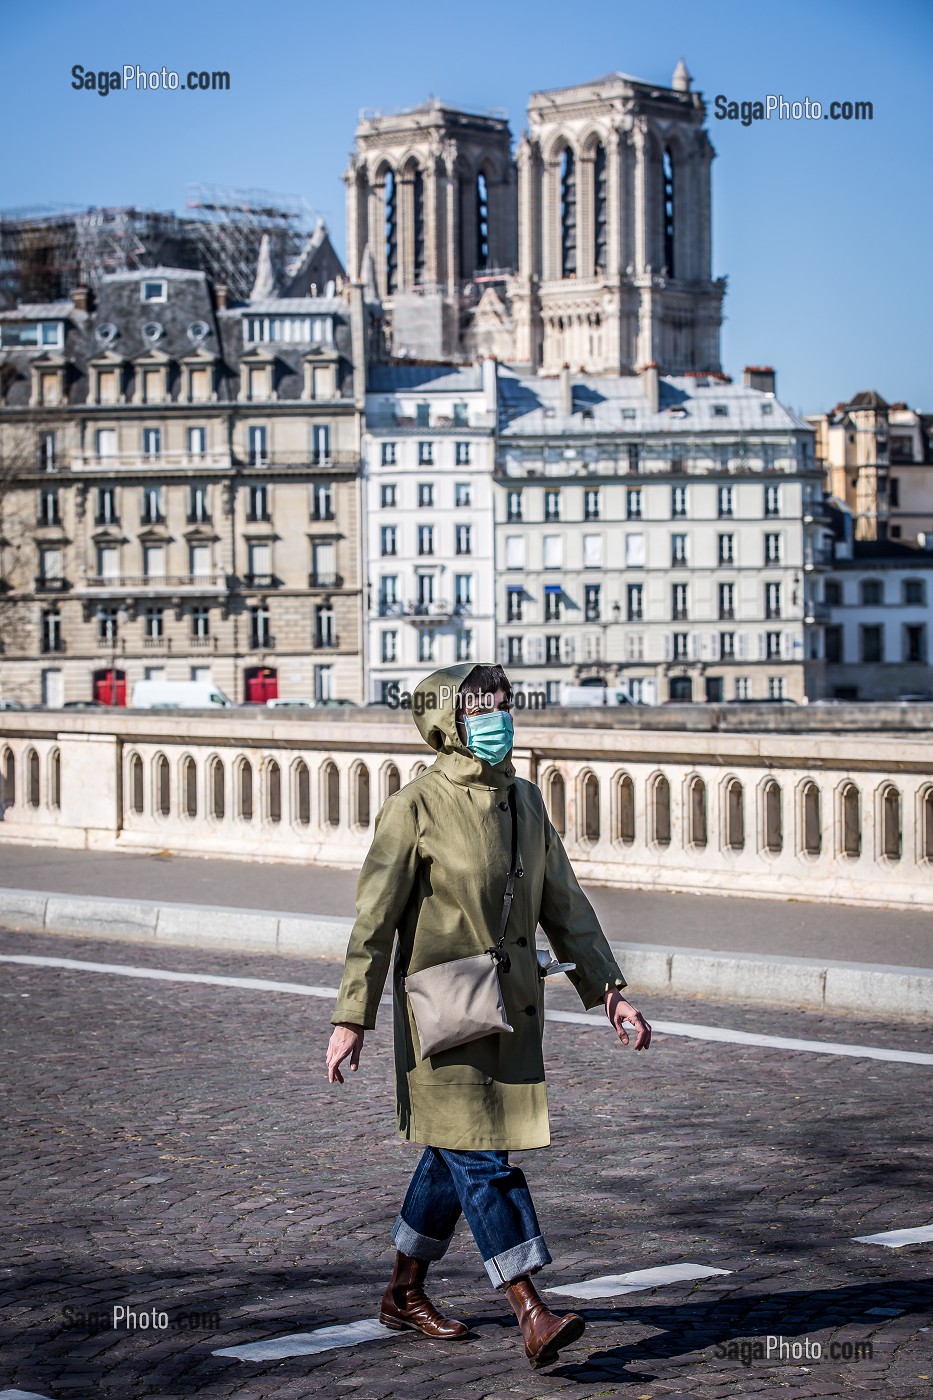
[2,709,933,911]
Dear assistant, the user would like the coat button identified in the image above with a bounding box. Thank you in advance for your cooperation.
[517,937,527,947]
[499,800,508,810]
[525,1005,536,1015]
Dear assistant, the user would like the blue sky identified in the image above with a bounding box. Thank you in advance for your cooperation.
[2,0,930,415]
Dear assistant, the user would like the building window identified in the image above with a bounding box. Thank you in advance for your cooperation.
[734,677,750,700]
[507,490,523,521]
[627,583,644,622]
[98,606,119,644]
[545,635,561,664]
[544,587,562,622]
[661,146,675,274]
[506,635,524,664]
[560,147,577,277]
[380,525,397,557]
[542,534,563,570]
[506,587,523,623]
[860,579,883,606]
[455,481,471,508]
[315,605,336,649]
[626,487,642,520]
[672,484,687,518]
[825,580,842,606]
[719,631,735,659]
[418,630,437,664]
[766,631,782,660]
[765,484,781,518]
[416,573,435,609]
[718,485,734,518]
[144,607,164,639]
[903,579,925,606]
[593,142,608,272]
[584,584,601,622]
[379,576,399,615]
[418,482,434,508]
[671,582,689,621]
[381,630,398,663]
[904,624,927,664]
[455,441,471,465]
[860,625,883,664]
[38,487,60,525]
[504,535,525,569]
[96,486,117,525]
[765,582,782,619]
[719,583,735,621]
[249,604,271,648]
[39,431,57,469]
[718,533,735,566]
[765,532,782,564]
[381,441,397,466]
[454,574,472,611]
[141,485,164,524]
[672,632,689,660]
[417,441,434,465]
[769,675,786,700]
[671,533,688,566]
[380,483,397,509]
[418,524,434,556]
[247,484,269,521]
[545,489,561,522]
[312,482,333,520]
[40,608,62,654]
[248,425,267,465]
[455,523,472,555]
[142,427,161,458]
[584,488,600,521]
[191,606,210,640]
[627,442,641,472]
[825,626,843,664]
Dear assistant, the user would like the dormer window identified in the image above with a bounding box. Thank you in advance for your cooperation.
[141,279,167,303]
[712,404,729,417]
[0,320,64,349]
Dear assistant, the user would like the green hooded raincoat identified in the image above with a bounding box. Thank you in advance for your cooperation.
[331,663,628,1150]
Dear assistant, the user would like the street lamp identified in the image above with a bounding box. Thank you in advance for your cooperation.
[108,605,129,706]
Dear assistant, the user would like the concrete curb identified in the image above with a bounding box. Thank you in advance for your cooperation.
[0,887,929,1021]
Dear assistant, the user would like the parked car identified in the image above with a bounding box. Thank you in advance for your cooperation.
[266,698,314,708]
[62,700,107,710]
[131,680,232,709]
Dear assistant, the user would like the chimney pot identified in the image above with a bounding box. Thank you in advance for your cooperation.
[215,283,229,310]
[71,284,91,314]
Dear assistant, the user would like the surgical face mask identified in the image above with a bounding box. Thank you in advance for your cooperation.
[463,709,514,765]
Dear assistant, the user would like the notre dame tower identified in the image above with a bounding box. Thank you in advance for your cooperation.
[344,63,724,376]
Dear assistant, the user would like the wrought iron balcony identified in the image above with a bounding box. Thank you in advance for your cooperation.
[244,573,276,588]
[81,573,226,593]
[35,576,68,593]
[309,572,343,588]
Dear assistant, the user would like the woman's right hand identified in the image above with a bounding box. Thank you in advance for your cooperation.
[326,1023,365,1083]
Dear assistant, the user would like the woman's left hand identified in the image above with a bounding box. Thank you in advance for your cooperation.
[604,989,652,1050]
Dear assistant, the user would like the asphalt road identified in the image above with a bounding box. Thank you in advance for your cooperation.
[0,927,930,1399]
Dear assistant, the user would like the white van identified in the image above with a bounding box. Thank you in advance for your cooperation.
[131,680,232,709]
[559,684,633,707]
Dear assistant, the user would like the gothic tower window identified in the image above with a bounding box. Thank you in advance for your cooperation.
[475,172,490,271]
[593,144,607,274]
[385,170,398,294]
[560,148,577,278]
[413,170,425,285]
[662,146,675,276]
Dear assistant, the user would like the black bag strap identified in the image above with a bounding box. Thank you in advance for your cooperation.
[488,784,519,970]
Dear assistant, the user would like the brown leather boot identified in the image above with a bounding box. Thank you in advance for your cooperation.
[379,1250,472,1339]
[504,1275,585,1368]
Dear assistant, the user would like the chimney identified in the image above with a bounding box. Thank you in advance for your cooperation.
[559,362,572,417]
[348,281,367,407]
[71,284,91,314]
[641,361,660,414]
[481,354,498,416]
[743,365,776,396]
[214,283,229,310]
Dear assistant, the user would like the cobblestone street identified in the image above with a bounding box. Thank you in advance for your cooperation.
[1,928,930,1399]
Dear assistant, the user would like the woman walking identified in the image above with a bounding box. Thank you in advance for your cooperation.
[326,662,651,1369]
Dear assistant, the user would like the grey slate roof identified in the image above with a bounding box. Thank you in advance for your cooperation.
[367,363,483,394]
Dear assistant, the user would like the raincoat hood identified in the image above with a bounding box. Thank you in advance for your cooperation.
[411,663,514,789]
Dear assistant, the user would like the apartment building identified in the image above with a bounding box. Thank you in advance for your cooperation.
[494,364,828,704]
[364,361,497,701]
[0,264,366,706]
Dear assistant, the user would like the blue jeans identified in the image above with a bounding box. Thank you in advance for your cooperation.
[392,1148,552,1290]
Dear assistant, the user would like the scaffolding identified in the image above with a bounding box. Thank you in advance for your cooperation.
[0,186,317,308]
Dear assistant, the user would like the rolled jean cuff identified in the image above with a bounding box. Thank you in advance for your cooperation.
[484,1234,552,1290]
[392,1213,455,1262]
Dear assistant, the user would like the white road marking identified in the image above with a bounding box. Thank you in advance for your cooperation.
[213,1318,403,1360]
[2,952,931,1066]
[547,1261,732,1300]
[853,1224,933,1248]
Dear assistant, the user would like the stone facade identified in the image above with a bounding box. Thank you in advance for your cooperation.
[0,268,368,706]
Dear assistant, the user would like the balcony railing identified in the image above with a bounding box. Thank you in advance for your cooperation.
[69,450,234,473]
[243,573,276,588]
[236,450,359,469]
[405,600,453,622]
[81,573,226,591]
[190,634,216,648]
[249,633,276,649]
[40,639,67,654]
[314,634,340,649]
[142,634,167,648]
[35,576,68,593]
[309,572,343,588]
